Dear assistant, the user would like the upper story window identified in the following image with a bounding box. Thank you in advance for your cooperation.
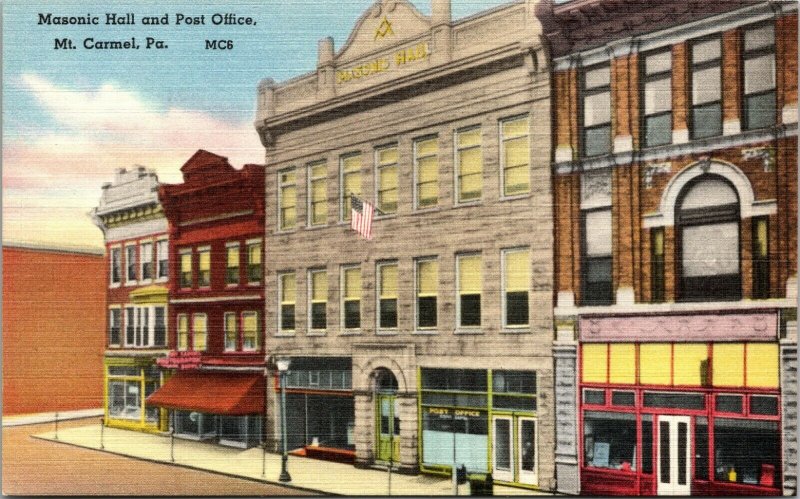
[414,137,438,209]
[192,313,207,351]
[752,217,770,299]
[226,243,240,285]
[247,241,262,283]
[377,262,398,330]
[224,312,238,351]
[279,272,296,333]
[500,116,530,196]
[340,154,362,222]
[140,242,153,281]
[582,64,611,157]
[126,245,137,283]
[342,265,361,330]
[179,250,192,288]
[123,305,166,348]
[197,247,211,288]
[416,258,438,330]
[242,311,259,351]
[642,50,673,148]
[156,239,168,280]
[308,161,328,226]
[177,314,189,351]
[110,247,122,285]
[376,146,399,215]
[456,127,482,203]
[742,24,776,131]
[309,269,328,331]
[651,228,666,303]
[691,37,723,140]
[279,169,297,230]
[581,208,613,306]
[677,175,741,302]
[457,253,482,328]
[108,308,121,346]
[503,248,530,328]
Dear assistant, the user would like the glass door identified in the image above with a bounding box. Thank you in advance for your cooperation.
[517,417,537,485]
[376,394,399,463]
[492,415,513,482]
[657,415,691,496]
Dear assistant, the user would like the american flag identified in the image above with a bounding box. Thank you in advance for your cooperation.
[350,195,374,240]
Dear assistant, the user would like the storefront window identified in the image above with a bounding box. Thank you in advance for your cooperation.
[492,370,536,410]
[713,418,780,488]
[583,411,637,471]
[750,395,779,416]
[422,407,488,472]
[145,381,159,422]
[696,417,709,480]
[642,415,653,475]
[285,393,355,451]
[108,380,141,420]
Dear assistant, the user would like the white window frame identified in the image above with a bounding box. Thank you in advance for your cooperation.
[197,246,211,289]
[125,243,138,286]
[340,264,362,332]
[308,268,328,334]
[501,247,531,330]
[156,238,169,282]
[278,271,296,335]
[376,261,399,333]
[122,304,167,348]
[241,311,259,351]
[109,245,122,288]
[456,253,482,330]
[225,241,241,287]
[278,167,297,231]
[307,160,328,227]
[374,144,399,216]
[246,238,262,286]
[177,313,189,351]
[224,311,238,352]
[499,115,531,198]
[413,135,439,211]
[414,257,438,332]
[339,153,361,222]
[108,305,122,346]
[191,313,208,352]
[454,126,483,205]
[139,240,154,284]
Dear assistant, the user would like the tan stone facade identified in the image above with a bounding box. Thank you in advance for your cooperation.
[256,0,554,490]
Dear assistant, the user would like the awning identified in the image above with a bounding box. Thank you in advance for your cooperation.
[146,371,265,415]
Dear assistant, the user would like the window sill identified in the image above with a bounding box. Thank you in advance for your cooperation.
[454,199,482,208]
[413,205,441,214]
[376,329,398,336]
[274,332,296,338]
[307,331,327,337]
[374,213,398,221]
[276,228,298,235]
[501,328,531,334]
[499,193,532,202]
[454,329,483,335]
[339,330,362,336]
[109,283,121,289]
[413,329,438,335]
[124,281,138,287]
[304,224,329,232]
[247,282,261,287]
[155,277,168,283]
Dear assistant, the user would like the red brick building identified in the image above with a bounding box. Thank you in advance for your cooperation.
[148,150,267,448]
[539,0,797,495]
[2,243,105,415]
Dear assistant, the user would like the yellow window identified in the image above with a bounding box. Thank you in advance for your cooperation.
[458,255,481,295]
[505,250,529,292]
[458,128,481,148]
[311,271,328,302]
[248,243,261,265]
[199,250,210,271]
[377,147,398,214]
[501,116,530,196]
[280,273,296,305]
[224,313,237,350]
[746,343,778,388]
[609,343,636,384]
[415,138,438,208]
[380,264,398,299]
[227,246,239,267]
[177,315,188,351]
[279,169,296,230]
[457,128,482,202]
[341,154,362,221]
[417,260,438,297]
[344,267,361,300]
[192,314,207,351]
[639,344,672,385]
[242,312,259,350]
[309,162,327,225]
[673,344,708,386]
[181,253,192,273]
[712,343,745,387]
[582,344,608,383]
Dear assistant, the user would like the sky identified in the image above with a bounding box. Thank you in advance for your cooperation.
[2,0,510,250]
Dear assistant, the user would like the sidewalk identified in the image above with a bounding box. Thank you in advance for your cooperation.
[3,408,103,427]
[33,424,551,496]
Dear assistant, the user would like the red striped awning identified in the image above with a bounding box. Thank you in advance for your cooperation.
[146,371,265,416]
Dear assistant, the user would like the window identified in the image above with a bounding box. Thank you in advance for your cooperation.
[226,243,240,285]
[247,241,262,283]
[714,418,780,487]
[503,248,529,327]
[691,37,723,139]
[108,380,140,420]
[140,242,153,281]
[109,308,121,345]
[179,250,192,288]
[126,307,135,345]
[456,127,482,202]
[457,254,481,328]
[582,64,612,156]
[583,411,637,471]
[752,217,769,299]
[122,305,166,348]
[126,245,137,283]
[642,50,672,147]
[279,273,296,333]
[500,116,530,196]
[192,314,207,351]
[309,270,328,331]
[342,266,361,330]
[651,228,665,302]
[376,146,398,214]
[677,175,740,301]
[340,154,362,221]
[743,24,776,130]
[377,262,398,330]
[416,259,438,330]
[224,312,237,351]
[242,312,259,350]
[582,208,613,305]
[177,314,189,351]
[414,137,438,209]
[198,247,211,287]
[110,248,121,285]
[279,169,297,230]
[156,239,168,279]
[308,161,328,226]
[492,370,536,411]
[154,307,166,346]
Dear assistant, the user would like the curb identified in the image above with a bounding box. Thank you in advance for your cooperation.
[3,409,104,427]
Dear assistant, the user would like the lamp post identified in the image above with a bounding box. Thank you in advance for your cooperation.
[276,357,292,483]
[100,417,105,450]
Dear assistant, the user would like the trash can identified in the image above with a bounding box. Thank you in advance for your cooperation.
[468,473,493,496]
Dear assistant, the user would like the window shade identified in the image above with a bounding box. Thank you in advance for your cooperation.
[280,274,296,303]
[505,250,529,292]
[344,268,361,299]
[311,272,327,302]
[417,260,438,297]
[380,265,398,299]
[682,222,739,277]
[459,255,481,294]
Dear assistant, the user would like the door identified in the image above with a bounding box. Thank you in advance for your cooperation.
[376,394,399,462]
[657,415,691,496]
[517,417,537,485]
[492,416,513,482]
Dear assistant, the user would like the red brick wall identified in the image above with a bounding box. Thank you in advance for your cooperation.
[2,246,106,415]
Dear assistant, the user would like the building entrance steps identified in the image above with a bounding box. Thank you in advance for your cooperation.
[33,424,549,495]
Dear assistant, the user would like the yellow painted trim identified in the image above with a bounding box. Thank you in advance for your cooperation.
[129,285,168,304]
[106,418,163,434]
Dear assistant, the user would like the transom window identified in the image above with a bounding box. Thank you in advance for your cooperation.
[690,37,723,139]
[642,50,672,147]
[376,146,398,215]
[500,116,530,196]
[743,23,776,131]
[582,64,611,157]
[456,127,482,203]
[414,137,438,209]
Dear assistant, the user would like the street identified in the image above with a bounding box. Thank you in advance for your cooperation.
[2,418,316,496]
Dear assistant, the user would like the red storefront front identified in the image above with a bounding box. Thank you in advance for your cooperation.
[579,313,783,496]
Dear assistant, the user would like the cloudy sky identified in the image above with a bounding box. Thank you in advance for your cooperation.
[3,0,507,249]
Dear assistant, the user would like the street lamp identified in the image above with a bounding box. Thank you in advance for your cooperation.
[276,357,292,483]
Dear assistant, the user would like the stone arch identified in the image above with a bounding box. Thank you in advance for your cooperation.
[354,357,410,394]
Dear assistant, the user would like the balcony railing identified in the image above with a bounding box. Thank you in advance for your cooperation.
[286,370,352,391]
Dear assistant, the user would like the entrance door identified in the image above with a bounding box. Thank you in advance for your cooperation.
[517,417,537,485]
[657,415,691,496]
[492,416,513,482]
[376,394,399,463]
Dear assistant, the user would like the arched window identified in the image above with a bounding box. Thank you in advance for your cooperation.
[677,175,741,301]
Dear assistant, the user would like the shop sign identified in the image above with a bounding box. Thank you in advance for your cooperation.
[425,407,482,418]
[156,350,201,370]
[336,42,429,84]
